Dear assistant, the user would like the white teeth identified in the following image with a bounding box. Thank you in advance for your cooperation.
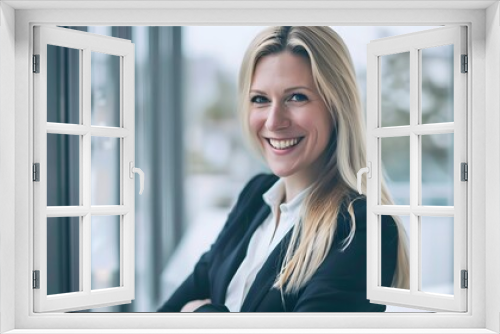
[269,138,300,150]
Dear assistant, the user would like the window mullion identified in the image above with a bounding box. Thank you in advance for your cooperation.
[409,47,420,295]
[122,48,135,297]
[82,213,91,294]
[82,47,92,295]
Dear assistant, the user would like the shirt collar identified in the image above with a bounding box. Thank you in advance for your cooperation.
[262,178,311,215]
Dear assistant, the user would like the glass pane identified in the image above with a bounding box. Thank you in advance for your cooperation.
[421,45,454,124]
[47,134,80,206]
[91,52,120,127]
[91,137,120,205]
[381,215,410,290]
[47,217,80,295]
[381,136,410,205]
[421,216,454,295]
[91,215,120,290]
[380,52,410,127]
[47,45,80,124]
[421,134,454,206]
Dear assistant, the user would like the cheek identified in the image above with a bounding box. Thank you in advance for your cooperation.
[319,122,333,145]
[248,110,265,134]
[309,111,333,148]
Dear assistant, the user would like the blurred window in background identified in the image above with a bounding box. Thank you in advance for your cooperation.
[49,26,453,313]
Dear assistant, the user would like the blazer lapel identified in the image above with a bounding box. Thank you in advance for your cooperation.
[240,227,294,312]
[213,204,271,303]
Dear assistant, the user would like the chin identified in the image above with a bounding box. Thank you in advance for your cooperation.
[271,171,290,178]
[268,166,296,178]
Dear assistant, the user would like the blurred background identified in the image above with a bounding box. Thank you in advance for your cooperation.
[46,26,454,312]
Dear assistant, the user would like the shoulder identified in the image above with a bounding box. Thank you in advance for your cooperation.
[233,173,279,207]
[345,196,397,227]
[334,196,367,240]
[220,173,278,228]
[242,173,279,195]
[335,196,397,242]
[202,174,278,254]
[350,196,367,219]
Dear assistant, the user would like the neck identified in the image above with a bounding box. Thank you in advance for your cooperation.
[282,173,314,203]
[282,158,326,203]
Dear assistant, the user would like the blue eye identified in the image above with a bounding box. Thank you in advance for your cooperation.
[251,95,269,104]
[289,93,308,102]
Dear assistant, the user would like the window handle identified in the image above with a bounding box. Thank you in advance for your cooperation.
[356,162,371,195]
[129,162,145,195]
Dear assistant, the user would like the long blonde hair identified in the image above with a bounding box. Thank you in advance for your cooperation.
[238,26,409,293]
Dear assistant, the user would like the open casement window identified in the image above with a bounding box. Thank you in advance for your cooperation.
[33,26,141,312]
[364,26,467,312]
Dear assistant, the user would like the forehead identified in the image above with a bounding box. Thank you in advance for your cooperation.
[251,52,314,90]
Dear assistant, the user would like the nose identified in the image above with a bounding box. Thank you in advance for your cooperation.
[265,102,290,131]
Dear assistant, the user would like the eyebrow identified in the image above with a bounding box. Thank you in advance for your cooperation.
[250,86,315,94]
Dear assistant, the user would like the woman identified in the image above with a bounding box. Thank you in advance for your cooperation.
[158,26,409,313]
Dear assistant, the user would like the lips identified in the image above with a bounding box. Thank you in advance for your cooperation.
[266,137,304,150]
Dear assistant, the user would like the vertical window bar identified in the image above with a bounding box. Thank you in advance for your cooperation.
[410,47,419,294]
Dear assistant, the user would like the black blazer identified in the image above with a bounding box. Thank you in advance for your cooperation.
[157,174,398,312]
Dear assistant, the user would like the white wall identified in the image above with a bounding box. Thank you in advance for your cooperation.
[485,2,500,333]
[0,2,16,333]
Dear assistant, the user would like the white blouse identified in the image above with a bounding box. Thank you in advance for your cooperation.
[224,179,311,312]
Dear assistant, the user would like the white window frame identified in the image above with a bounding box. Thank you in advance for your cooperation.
[33,25,136,313]
[365,26,468,312]
[1,1,499,333]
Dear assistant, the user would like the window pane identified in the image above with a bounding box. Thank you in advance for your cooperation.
[381,215,410,290]
[47,134,80,206]
[380,52,410,127]
[91,52,120,127]
[381,136,410,205]
[91,215,120,290]
[47,217,80,295]
[421,216,454,295]
[91,137,120,205]
[421,45,454,124]
[47,45,80,124]
[421,133,454,206]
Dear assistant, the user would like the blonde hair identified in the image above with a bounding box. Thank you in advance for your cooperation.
[238,26,409,293]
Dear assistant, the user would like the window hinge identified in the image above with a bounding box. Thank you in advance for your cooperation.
[33,54,40,73]
[461,270,468,289]
[33,270,40,289]
[461,162,468,181]
[33,163,40,182]
[461,54,468,73]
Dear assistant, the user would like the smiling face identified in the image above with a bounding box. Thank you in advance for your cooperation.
[248,51,333,191]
